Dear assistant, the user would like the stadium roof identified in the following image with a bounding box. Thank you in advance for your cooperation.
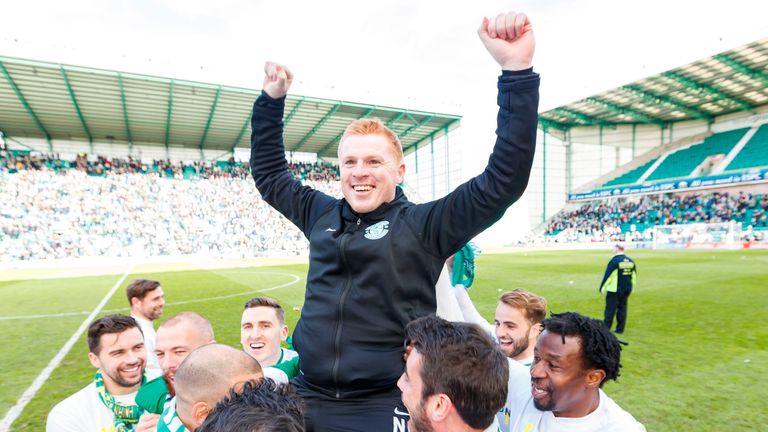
[0,55,461,158]
[539,38,768,131]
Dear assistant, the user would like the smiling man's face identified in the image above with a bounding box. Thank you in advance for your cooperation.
[240,306,288,367]
[88,327,146,393]
[530,330,600,418]
[338,133,405,214]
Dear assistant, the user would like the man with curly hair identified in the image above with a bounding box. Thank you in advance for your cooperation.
[507,312,645,431]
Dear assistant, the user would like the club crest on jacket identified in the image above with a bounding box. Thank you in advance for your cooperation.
[364,221,390,240]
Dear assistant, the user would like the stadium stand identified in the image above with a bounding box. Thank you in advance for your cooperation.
[0,150,339,181]
[645,128,750,181]
[0,152,342,261]
[545,191,768,243]
[726,123,768,171]
[603,157,658,187]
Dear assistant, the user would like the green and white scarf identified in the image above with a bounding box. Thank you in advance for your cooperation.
[94,371,146,432]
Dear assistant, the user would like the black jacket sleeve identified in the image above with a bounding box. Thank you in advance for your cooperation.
[410,69,541,257]
[249,91,336,236]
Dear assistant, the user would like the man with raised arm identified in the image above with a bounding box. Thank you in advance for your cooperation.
[250,11,539,431]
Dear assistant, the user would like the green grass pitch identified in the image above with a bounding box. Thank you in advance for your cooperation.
[2,249,767,431]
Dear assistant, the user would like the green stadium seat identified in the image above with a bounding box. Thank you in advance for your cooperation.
[726,124,768,171]
[603,158,658,187]
[646,128,749,181]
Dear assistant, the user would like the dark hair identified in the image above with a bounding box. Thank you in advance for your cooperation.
[243,297,285,325]
[198,379,304,432]
[541,312,622,386]
[87,314,142,354]
[404,315,507,430]
[125,278,161,303]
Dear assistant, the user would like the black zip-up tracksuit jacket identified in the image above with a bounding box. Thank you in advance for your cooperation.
[250,69,540,399]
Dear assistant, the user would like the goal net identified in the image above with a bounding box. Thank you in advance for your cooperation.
[652,221,742,249]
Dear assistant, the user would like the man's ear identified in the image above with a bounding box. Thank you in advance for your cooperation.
[88,352,101,369]
[280,325,289,342]
[396,162,406,184]
[192,401,212,426]
[426,393,452,423]
[585,369,606,389]
[130,296,140,308]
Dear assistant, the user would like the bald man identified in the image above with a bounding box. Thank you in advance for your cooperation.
[135,312,216,432]
[173,344,264,432]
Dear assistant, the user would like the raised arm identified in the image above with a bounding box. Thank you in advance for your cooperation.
[413,11,540,257]
[262,62,294,99]
[250,62,335,236]
[453,285,495,339]
[478,12,535,71]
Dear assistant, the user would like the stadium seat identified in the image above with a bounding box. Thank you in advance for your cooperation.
[603,158,658,187]
[726,124,768,171]
[646,128,749,181]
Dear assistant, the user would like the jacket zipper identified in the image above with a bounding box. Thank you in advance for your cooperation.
[332,217,361,398]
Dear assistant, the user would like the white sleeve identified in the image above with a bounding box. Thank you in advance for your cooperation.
[435,266,465,321]
[453,284,495,338]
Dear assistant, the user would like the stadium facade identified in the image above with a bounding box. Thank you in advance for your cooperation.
[526,37,768,239]
[2,38,767,254]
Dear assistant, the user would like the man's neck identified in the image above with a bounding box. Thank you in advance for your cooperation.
[260,348,282,367]
[435,417,484,432]
[131,311,150,322]
[513,346,535,364]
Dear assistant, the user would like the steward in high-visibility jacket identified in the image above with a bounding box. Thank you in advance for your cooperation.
[599,245,637,333]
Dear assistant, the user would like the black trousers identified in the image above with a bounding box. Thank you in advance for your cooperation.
[604,289,631,333]
[296,382,410,432]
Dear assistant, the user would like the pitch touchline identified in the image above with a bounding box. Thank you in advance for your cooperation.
[0,271,303,321]
[0,265,135,432]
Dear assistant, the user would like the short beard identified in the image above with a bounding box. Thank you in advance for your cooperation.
[105,368,143,389]
[409,404,434,432]
[508,336,530,359]
[143,306,162,321]
[505,325,533,359]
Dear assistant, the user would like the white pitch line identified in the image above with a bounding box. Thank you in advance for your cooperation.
[0,271,302,321]
[0,311,93,321]
[0,265,134,432]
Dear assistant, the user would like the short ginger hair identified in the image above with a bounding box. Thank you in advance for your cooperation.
[338,118,403,161]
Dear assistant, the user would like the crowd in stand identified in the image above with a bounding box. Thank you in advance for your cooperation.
[0,150,341,261]
[5,149,768,260]
[0,150,339,181]
[545,192,768,243]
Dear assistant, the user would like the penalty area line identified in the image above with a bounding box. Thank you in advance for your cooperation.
[0,264,135,432]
